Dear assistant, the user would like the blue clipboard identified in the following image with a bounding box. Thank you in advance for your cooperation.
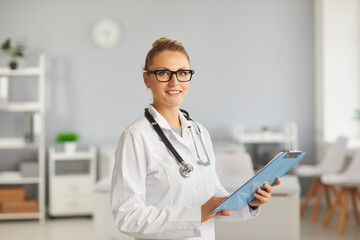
[212,151,308,213]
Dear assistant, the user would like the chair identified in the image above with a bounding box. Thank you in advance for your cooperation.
[215,150,254,177]
[321,148,360,234]
[295,136,348,222]
[214,148,254,192]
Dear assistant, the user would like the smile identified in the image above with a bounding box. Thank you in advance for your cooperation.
[165,90,181,95]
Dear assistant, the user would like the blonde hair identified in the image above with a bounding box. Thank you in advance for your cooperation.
[144,37,190,70]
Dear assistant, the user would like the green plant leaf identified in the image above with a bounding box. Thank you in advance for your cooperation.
[2,39,25,60]
[56,132,80,142]
[261,126,269,131]
[1,38,11,51]
[13,45,25,58]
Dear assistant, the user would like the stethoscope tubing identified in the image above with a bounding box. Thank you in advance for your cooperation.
[144,108,210,178]
[188,125,211,166]
[144,109,187,166]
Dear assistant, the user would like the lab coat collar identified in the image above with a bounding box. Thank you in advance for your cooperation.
[147,105,191,131]
[178,109,192,130]
[147,105,194,154]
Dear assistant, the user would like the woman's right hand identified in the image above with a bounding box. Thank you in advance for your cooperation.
[201,196,231,222]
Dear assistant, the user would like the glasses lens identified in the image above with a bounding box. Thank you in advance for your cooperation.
[156,70,171,82]
[154,70,193,82]
[177,70,192,82]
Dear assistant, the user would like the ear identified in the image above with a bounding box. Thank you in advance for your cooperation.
[143,72,150,88]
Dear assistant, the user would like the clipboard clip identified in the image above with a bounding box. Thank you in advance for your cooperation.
[285,151,302,158]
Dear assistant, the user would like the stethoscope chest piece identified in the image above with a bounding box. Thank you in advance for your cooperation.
[179,163,194,178]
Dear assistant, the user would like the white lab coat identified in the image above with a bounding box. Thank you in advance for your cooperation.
[111,105,259,240]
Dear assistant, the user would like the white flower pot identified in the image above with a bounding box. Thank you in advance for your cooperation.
[64,142,77,153]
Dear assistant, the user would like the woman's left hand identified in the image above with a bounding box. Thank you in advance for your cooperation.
[248,177,281,208]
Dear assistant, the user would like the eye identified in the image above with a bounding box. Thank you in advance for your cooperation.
[178,70,190,76]
[157,71,170,77]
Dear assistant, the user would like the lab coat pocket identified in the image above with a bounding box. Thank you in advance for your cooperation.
[145,156,172,208]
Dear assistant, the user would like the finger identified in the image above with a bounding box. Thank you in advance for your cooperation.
[263,184,273,194]
[215,210,231,217]
[219,210,231,216]
[249,199,260,207]
[254,192,269,204]
[257,188,271,198]
[271,177,281,187]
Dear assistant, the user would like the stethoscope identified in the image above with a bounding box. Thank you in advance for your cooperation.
[144,108,211,178]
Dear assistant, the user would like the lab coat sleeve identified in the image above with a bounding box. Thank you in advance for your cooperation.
[111,129,201,239]
[198,125,260,221]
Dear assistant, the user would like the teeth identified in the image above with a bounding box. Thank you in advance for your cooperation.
[167,91,180,94]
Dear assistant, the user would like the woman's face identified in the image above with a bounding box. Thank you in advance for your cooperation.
[144,50,190,110]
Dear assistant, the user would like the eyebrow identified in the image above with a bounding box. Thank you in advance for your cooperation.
[155,67,190,70]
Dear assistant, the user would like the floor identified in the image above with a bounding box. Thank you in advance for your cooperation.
[300,204,359,240]
[0,206,359,240]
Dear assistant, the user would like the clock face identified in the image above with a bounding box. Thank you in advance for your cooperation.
[92,19,121,49]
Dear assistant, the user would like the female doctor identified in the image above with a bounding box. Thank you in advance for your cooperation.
[111,37,281,240]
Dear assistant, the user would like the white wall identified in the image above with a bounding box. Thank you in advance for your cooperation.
[322,0,360,142]
[0,0,315,161]
[315,0,360,161]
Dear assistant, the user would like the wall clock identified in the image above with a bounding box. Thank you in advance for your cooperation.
[92,19,121,49]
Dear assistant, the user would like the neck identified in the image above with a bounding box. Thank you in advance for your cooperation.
[152,104,181,128]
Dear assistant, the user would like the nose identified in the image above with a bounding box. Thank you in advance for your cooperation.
[168,72,179,85]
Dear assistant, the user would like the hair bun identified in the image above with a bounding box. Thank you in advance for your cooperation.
[152,37,170,47]
[144,37,189,71]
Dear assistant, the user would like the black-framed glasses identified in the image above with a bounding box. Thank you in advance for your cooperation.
[146,69,194,82]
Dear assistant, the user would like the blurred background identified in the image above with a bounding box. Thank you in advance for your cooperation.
[0,0,359,239]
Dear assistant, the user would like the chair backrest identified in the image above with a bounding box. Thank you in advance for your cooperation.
[318,136,348,172]
[215,150,255,178]
[343,148,360,177]
[231,123,244,144]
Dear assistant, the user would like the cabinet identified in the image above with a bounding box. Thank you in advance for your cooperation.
[0,55,46,220]
[48,146,96,217]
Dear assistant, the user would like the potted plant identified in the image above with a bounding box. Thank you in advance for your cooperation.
[1,38,25,70]
[56,132,80,153]
[261,126,270,132]
[261,126,271,137]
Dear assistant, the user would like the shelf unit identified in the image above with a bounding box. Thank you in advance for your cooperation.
[0,55,46,221]
[48,146,96,217]
[232,122,299,150]
[232,122,299,169]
